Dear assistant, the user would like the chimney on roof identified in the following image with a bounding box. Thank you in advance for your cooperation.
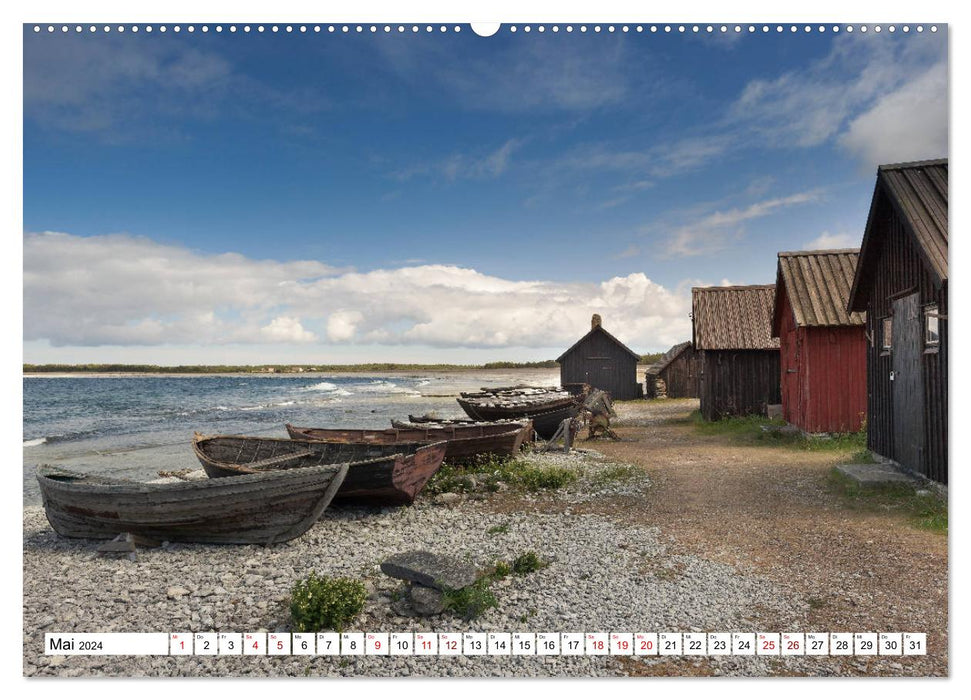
[591,314,602,330]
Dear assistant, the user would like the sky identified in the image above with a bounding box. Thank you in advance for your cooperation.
[22,22,949,364]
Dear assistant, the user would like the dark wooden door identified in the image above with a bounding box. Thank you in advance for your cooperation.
[891,293,924,473]
[585,357,613,394]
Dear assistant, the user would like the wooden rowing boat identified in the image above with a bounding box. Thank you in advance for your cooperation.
[287,421,534,461]
[193,434,447,506]
[457,398,579,440]
[35,462,348,546]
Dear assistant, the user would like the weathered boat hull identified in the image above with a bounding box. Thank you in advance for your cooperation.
[288,422,533,460]
[456,398,578,439]
[193,434,447,506]
[36,463,348,546]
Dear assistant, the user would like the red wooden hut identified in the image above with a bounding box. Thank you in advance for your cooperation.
[771,249,867,433]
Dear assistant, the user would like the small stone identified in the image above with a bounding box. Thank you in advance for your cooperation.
[433,493,463,506]
[166,586,190,599]
[48,656,66,667]
[409,585,445,615]
[381,550,478,591]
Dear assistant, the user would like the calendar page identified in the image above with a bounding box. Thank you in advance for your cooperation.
[19,0,949,684]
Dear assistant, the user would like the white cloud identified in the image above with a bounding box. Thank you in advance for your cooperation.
[23,231,694,354]
[662,190,821,257]
[803,232,860,250]
[260,316,316,343]
[392,138,524,182]
[326,311,364,342]
[839,62,948,168]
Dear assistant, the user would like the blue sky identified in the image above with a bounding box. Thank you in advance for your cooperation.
[22,23,948,363]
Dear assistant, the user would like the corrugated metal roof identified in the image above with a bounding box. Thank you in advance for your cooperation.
[692,285,780,351]
[773,249,865,336]
[849,158,948,312]
[880,159,948,282]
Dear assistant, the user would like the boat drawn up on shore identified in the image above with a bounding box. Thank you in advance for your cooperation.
[455,386,583,440]
[286,421,534,461]
[35,462,348,546]
[192,433,447,506]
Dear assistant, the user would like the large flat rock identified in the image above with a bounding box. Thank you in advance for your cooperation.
[836,463,918,487]
[380,550,478,591]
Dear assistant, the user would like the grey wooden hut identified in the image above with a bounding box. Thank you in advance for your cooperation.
[692,285,781,420]
[644,342,701,399]
[557,314,642,400]
[847,158,948,484]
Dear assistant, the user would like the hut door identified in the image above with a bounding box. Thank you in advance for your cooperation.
[891,293,924,473]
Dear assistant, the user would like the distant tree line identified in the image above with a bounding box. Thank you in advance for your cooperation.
[640,353,665,364]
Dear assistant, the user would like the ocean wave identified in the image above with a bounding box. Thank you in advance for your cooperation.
[23,437,47,447]
[356,380,419,395]
[304,381,339,392]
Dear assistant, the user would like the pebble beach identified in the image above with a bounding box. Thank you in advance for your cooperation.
[23,443,893,678]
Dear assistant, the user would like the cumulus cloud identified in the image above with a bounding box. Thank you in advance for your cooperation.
[261,316,317,343]
[24,231,694,352]
[803,231,860,250]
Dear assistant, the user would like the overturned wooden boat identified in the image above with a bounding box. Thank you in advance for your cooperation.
[193,433,447,506]
[288,421,534,461]
[35,462,348,546]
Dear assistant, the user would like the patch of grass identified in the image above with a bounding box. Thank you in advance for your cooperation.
[487,523,510,535]
[426,453,577,495]
[512,551,546,575]
[802,430,868,452]
[590,463,642,487]
[442,578,498,620]
[691,410,872,455]
[807,597,826,610]
[517,465,577,491]
[492,560,512,578]
[828,468,947,533]
[289,572,367,633]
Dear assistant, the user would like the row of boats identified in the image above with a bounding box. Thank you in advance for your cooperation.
[35,386,585,547]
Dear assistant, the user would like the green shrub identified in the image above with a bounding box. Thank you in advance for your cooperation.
[442,579,498,620]
[426,454,577,495]
[492,560,511,578]
[518,466,577,491]
[289,572,367,633]
[512,551,545,575]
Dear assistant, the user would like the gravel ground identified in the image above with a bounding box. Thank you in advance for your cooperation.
[23,403,944,678]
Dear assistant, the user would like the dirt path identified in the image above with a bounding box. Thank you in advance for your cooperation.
[588,399,948,676]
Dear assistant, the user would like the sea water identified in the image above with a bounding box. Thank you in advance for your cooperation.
[22,369,558,504]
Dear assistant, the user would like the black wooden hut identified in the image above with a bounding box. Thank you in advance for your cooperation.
[557,314,642,400]
[644,342,701,399]
[692,285,781,420]
[847,159,948,484]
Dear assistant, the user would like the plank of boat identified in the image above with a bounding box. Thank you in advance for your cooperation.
[288,421,534,460]
[193,433,447,506]
[36,462,348,546]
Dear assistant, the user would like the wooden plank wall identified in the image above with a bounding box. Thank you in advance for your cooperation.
[559,330,641,400]
[862,200,948,483]
[699,349,781,420]
[659,348,702,398]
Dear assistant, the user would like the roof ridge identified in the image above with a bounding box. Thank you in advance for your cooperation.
[691,284,775,292]
[777,248,860,257]
[878,157,948,171]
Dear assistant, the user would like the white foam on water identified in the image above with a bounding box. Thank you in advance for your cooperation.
[305,381,339,392]
[23,437,47,447]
